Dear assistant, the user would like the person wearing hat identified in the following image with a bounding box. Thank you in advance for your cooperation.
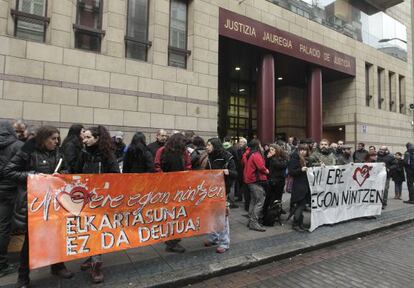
[113,131,126,163]
[336,145,353,165]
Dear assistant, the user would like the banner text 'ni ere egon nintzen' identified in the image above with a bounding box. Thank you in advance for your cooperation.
[28,171,226,269]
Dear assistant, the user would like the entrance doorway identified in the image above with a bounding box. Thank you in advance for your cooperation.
[218,37,259,141]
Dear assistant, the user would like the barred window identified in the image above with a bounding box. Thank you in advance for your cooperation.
[11,0,49,42]
[73,0,105,52]
[168,0,190,68]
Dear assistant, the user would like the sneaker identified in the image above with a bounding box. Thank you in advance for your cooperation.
[216,247,227,253]
[165,243,186,253]
[0,263,17,278]
[249,222,266,232]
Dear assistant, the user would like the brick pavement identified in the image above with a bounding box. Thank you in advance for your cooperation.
[188,222,414,288]
[2,187,414,287]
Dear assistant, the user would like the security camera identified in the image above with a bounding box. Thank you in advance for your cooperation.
[409,103,414,110]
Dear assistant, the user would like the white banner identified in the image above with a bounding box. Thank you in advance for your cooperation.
[307,163,387,232]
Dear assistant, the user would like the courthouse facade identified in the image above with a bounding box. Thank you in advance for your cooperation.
[0,0,412,151]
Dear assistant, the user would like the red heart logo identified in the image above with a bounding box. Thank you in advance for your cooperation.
[353,165,372,187]
[56,186,89,216]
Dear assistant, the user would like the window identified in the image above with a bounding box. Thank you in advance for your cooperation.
[126,0,151,61]
[377,67,384,109]
[399,75,405,114]
[389,72,395,112]
[168,0,190,68]
[73,0,105,52]
[365,63,372,106]
[11,0,49,42]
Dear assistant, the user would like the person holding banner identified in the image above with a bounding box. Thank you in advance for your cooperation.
[243,139,269,232]
[3,126,74,288]
[155,133,192,253]
[75,125,120,284]
[204,138,237,253]
[288,143,311,232]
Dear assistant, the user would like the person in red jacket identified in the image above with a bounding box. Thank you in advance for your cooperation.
[243,139,269,232]
[154,133,191,252]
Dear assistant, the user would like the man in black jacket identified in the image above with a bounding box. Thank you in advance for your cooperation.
[404,143,414,203]
[353,142,368,163]
[148,129,168,157]
[377,146,394,209]
[0,121,23,277]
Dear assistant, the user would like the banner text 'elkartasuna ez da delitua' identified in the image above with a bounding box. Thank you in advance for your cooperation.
[27,171,226,269]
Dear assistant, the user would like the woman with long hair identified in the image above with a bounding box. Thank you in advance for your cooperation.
[204,138,237,253]
[264,144,288,220]
[61,124,85,173]
[243,139,269,232]
[4,126,74,288]
[123,132,154,173]
[288,143,311,232]
[154,133,191,253]
[74,125,119,284]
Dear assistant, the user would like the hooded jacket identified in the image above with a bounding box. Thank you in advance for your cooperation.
[0,121,23,199]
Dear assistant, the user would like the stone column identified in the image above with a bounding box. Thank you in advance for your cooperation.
[307,67,322,142]
[257,54,275,144]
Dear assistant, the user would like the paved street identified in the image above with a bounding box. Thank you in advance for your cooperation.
[187,222,414,288]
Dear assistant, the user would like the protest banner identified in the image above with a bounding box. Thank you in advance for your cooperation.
[27,170,226,269]
[307,163,387,232]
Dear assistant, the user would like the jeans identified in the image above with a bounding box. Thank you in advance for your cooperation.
[248,183,266,224]
[395,182,403,196]
[0,197,14,269]
[208,216,230,249]
[383,177,390,206]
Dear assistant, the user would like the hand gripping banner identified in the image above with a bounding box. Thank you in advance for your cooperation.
[307,163,387,232]
[27,171,226,269]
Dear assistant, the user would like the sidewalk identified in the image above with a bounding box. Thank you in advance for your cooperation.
[2,187,414,288]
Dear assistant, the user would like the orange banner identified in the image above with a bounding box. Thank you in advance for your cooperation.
[27,171,226,269]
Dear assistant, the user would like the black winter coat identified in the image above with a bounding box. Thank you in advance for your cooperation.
[390,159,405,183]
[377,152,395,177]
[61,138,83,173]
[206,150,237,194]
[353,149,369,163]
[288,152,310,204]
[266,156,288,185]
[404,143,414,175]
[148,141,164,157]
[0,122,23,199]
[3,138,64,230]
[75,146,120,174]
[123,147,154,173]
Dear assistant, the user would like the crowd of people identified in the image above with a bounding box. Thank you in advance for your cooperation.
[1,120,414,287]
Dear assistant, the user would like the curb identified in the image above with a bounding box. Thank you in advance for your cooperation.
[149,216,414,288]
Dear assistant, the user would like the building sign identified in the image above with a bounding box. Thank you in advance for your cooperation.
[219,8,356,76]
